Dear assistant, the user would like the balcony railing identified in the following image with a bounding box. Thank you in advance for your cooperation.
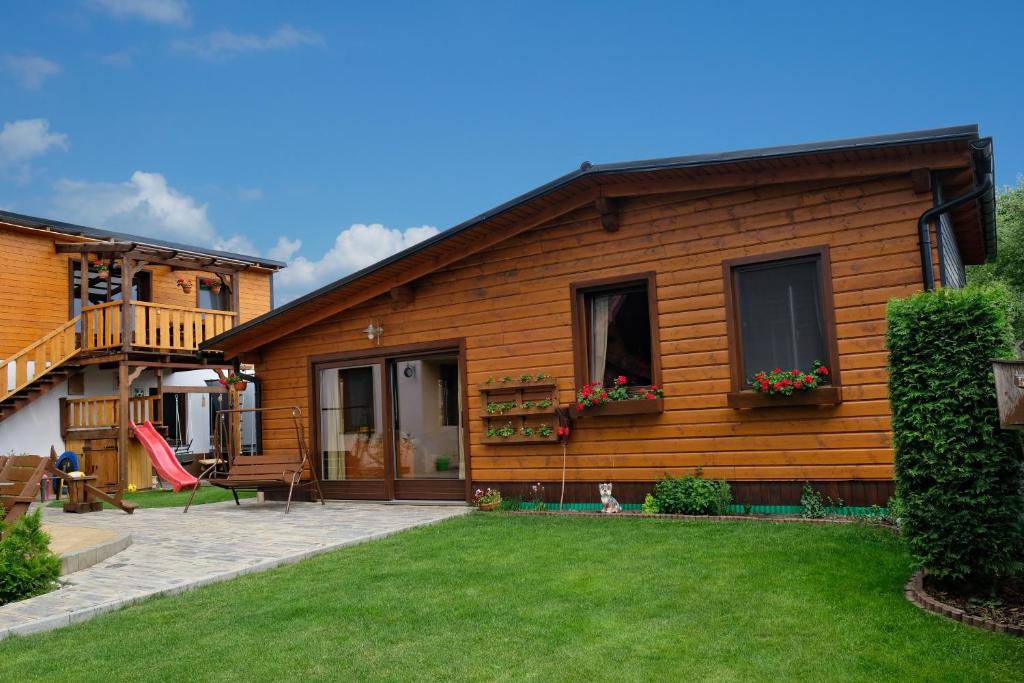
[81,301,236,353]
[63,394,162,431]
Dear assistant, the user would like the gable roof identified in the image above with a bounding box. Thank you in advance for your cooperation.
[0,209,285,271]
[204,124,994,356]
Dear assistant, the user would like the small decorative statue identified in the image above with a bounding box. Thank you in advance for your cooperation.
[599,483,621,514]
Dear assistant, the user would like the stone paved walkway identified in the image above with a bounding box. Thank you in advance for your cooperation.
[0,499,470,640]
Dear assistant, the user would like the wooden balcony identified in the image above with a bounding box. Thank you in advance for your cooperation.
[63,394,162,431]
[81,301,236,354]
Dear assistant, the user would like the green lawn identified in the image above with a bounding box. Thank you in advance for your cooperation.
[2,515,1022,681]
[46,486,254,509]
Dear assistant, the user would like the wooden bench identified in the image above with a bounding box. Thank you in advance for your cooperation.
[0,455,48,528]
[186,453,324,514]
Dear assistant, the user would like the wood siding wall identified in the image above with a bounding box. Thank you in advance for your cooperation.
[0,226,275,359]
[255,172,935,491]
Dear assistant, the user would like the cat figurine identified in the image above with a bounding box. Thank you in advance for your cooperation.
[599,483,621,514]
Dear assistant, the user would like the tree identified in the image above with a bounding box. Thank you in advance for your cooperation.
[967,179,1024,340]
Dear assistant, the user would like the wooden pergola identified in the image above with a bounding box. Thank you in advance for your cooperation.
[55,240,254,503]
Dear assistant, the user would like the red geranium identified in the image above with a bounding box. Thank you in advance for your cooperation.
[751,361,830,396]
[616,375,627,386]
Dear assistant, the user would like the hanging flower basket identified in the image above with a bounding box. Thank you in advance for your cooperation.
[199,277,222,294]
[177,278,193,294]
[95,264,109,280]
[219,374,248,392]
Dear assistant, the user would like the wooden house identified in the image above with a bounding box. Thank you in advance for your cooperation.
[202,126,996,506]
[0,210,282,494]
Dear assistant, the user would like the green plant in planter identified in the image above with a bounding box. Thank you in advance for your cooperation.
[535,372,549,381]
[485,400,517,414]
[519,374,533,382]
[521,400,536,409]
[520,426,536,437]
[536,399,553,409]
[492,422,516,438]
[501,376,514,383]
[537,424,553,437]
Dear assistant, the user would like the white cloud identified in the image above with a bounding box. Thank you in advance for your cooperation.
[52,171,213,243]
[100,51,134,68]
[237,187,263,201]
[172,24,325,61]
[273,223,439,301]
[266,235,301,262]
[3,55,62,90]
[212,234,258,255]
[0,119,70,170]
[85,0,190,26]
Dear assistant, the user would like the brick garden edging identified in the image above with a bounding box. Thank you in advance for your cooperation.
[904,569,1024,637]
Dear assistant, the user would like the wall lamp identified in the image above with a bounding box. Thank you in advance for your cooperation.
[364,320,384,345]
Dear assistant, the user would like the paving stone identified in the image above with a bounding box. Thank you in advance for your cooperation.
[0,500,469,640]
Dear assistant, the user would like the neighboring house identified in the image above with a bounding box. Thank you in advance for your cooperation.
[0,210,283,491]
[203,125,995,506]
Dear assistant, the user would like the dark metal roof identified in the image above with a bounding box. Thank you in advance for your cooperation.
[203,124,992,352]
[0,209,285,270]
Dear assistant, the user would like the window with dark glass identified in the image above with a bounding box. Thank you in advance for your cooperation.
[438,362,460,427]
[573,275,656,387]
[731,254,828,385]
[339,366,376,433]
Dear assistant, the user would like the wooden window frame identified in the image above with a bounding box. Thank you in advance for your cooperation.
[722,246,842,409]
[195,274,238,314]
[569,271,663,416]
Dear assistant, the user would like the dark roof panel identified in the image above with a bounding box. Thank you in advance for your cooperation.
[0,209,284,270]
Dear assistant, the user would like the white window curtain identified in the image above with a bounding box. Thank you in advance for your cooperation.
[319,368,344,480]
[590,294,610,384]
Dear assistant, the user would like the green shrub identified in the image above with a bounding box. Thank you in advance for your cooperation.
[0,509,62,606]
[653,469,731,515]
[887,285,1024,587]
[799,482,843,519]
[641,493,659,515]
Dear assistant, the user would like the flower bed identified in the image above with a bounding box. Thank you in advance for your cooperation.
[572,375,663,417]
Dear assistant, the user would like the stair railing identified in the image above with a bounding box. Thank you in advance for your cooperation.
[0,315,81,404]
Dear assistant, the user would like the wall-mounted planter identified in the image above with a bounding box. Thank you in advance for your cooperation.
[480,375,559,445]
[992,359,1024,430]
[727,386,842,409]
[481,433,559,445]
[572,397,663,418]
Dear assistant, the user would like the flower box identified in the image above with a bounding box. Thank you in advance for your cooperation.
[572,396,663,418]
[727,386,842,409]
[477,379,557,392]
[480,433,559,445]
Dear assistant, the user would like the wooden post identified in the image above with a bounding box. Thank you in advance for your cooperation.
[121,257,135,352]
[116,362,130,501]
[230,274,240,325]
[80,252,90,347]
[155,368,163,425]
[231,384,242,462]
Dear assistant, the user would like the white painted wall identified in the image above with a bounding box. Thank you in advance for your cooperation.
[0,366,258,458]
[0,379,68,456]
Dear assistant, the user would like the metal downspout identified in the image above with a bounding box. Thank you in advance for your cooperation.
[916,138,994,290]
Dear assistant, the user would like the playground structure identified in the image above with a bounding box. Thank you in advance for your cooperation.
[185,406,323,513]
[131,420,198,493]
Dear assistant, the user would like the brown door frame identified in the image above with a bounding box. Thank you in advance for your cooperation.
[308,338,470,501]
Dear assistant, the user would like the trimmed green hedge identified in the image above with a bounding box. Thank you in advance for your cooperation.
[653,470,731,515]
[887,285,1023,587]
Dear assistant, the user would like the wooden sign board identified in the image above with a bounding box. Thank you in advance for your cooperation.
[991,359,1024,430]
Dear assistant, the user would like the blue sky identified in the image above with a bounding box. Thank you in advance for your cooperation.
[3,1,1022,302]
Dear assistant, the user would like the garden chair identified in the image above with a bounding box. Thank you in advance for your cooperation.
[0,455,48,528]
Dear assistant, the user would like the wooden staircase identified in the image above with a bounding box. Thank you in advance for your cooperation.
[0,316,81,425]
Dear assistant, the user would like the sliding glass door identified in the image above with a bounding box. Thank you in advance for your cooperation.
[390,354,465,497]
[313,348,466,500]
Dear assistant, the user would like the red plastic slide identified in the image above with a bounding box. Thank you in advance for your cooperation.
[130,420,199,492]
